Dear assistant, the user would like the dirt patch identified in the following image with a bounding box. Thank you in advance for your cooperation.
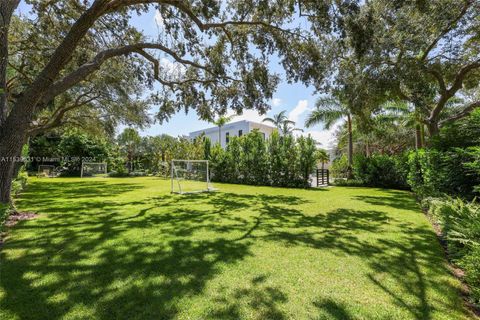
[4,211,39,227]
[1,211,39,249]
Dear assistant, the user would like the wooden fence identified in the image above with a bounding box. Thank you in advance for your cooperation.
[316,169,329,186]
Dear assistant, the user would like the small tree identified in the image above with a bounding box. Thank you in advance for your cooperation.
[297,136,318,187]
[306,97,354,178]
[316,149,329,170]
[117,128,141,173]
[240,130,269,185]
[58,131,110,175]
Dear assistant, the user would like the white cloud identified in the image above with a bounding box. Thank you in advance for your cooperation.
[271,97,282,107]
[160,57,186,79]
[154,10,164,28]
[295,122,342,149]
[288,100,309,124]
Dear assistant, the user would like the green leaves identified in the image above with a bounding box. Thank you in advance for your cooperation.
[305,97,347,129]
[209,130,318,188]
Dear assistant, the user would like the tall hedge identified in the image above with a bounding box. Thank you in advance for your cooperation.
[353,153,409,189]
[209,130,318,188]
[408,148,480,199]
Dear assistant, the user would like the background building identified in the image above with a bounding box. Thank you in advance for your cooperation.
[189,120,275,148]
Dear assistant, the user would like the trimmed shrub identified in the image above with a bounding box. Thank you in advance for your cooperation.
[209,131,319,188]
[11,169,28,197]
[426,197,480,305]
[428,198,480,257]
[353,153,409,189]
[297,136,318,188]
[330,155,350,179]
[460,247,480,305]
[407,148,480,199]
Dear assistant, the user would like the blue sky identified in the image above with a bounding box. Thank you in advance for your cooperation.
[16,3,339,148]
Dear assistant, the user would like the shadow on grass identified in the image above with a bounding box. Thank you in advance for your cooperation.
[353,189,420,211]
[313,298,353,320]
[0,180,465,319]
[210,274,287,320]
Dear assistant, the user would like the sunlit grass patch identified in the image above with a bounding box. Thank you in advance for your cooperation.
[0,177,472,319]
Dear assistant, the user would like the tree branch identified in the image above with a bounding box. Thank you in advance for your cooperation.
[105,0,297,36]
[424,67,447,94]
[0,0,21,125]
[447,59,480,95]
[429,59,480,122]
[41,42,213,105]
[29,92,101,136]
[420,0,473,61]
[438,100,480,127]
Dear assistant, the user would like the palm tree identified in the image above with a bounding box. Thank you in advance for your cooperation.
[117,128,141,173]
[262,110,289,130]
[263,110,302,135]
[316,149,329,170]
[280,121,303,135]
[374,101,425,150]
[211,115,232,145]
[305,97,354,178]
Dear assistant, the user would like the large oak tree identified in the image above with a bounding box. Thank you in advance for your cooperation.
[337,0,480,137]
[0,0,334,204]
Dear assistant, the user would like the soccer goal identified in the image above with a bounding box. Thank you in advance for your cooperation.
[38,165,56,178]
[171,160,215,194]
[81,162,108,178]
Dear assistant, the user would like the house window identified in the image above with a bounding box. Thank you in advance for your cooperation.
[262,132,266,140]
[226,132,230,144]
[238,130,243,137]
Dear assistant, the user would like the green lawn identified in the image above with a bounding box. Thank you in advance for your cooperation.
[0,177,472,319]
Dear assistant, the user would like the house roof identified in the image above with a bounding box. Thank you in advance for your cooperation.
[189,120,275,136]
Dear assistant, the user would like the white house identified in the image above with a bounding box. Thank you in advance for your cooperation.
[189,120,275,148]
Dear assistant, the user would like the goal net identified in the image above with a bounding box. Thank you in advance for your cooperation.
[38,165,56,178]
[171,160,214,194]
[81,162,108,178]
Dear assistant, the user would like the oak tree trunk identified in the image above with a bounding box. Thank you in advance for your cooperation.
[0,129,26,204]
[347,114,353,179]
[427,121,439,138]
[415,124,423,149]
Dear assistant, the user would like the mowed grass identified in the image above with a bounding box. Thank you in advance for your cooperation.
[0,177,472,320]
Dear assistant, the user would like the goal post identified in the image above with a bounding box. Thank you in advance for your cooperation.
[81,162,108,178]
[170,160,215,194]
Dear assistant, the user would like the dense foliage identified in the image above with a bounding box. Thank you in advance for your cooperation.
[28,128,206,177]
[353,154,409,190]
[425,197,480,305]
[209,130,319,188]
[407,148,480,200]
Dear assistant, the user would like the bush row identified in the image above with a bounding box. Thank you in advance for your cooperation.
[209,130,318,188]
[353,153,410,190]
[423,197,480,305]
[408,147,480,199]
[340,147,480,199]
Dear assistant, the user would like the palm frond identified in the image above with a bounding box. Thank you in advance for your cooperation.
[262,117,276,124]
[305,108,345,129]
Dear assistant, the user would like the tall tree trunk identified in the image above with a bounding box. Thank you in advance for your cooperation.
[0,161,15,204]
[427,120,439,137]
[0,129,26,204]
[415,124,422,149]
[420,125,425,147]
[347,114,353,179]
[0,0,19,125]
